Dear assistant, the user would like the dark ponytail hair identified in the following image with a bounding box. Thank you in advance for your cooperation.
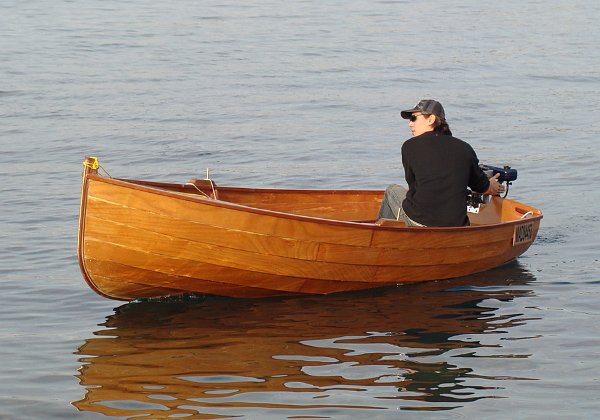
[422,114,453,136]
[434,118,452,136]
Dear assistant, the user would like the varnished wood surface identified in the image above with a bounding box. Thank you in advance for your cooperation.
[77,160,542,300]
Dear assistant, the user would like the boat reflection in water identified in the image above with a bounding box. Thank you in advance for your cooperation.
[73,262,538,418]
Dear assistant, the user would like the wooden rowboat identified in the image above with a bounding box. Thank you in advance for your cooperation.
[78,157,542,301]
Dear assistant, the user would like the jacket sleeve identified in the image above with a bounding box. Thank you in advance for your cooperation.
[467,147,490,193]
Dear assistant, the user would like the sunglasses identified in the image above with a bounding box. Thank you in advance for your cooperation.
[409,114,424,122]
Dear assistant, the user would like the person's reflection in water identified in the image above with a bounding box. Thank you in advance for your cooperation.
[73,262,537,417]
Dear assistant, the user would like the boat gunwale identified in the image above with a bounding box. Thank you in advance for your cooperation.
[86,174,543,232]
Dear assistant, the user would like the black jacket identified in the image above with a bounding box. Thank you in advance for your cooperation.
[401,131,490,227]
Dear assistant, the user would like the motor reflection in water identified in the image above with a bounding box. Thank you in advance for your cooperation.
[73,262,538,418]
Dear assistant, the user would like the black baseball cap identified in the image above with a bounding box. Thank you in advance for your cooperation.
[400,99,445,120]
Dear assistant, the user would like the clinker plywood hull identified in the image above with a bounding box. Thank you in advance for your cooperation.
[78,160,542,300]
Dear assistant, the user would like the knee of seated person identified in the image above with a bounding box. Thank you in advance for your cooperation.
[384,184,400,193]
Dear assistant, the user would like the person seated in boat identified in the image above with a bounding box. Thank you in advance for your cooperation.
[377,99,505,227]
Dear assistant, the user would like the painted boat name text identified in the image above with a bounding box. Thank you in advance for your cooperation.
[513,222,534,246]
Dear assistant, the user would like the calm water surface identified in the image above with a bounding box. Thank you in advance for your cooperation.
[1,0,600,418]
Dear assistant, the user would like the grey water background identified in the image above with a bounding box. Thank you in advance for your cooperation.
[1,0,599,418]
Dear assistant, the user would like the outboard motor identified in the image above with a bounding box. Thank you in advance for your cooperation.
[467,164,517,213]
[479,164,518,184]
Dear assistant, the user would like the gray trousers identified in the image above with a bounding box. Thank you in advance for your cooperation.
[377,184,425,227]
